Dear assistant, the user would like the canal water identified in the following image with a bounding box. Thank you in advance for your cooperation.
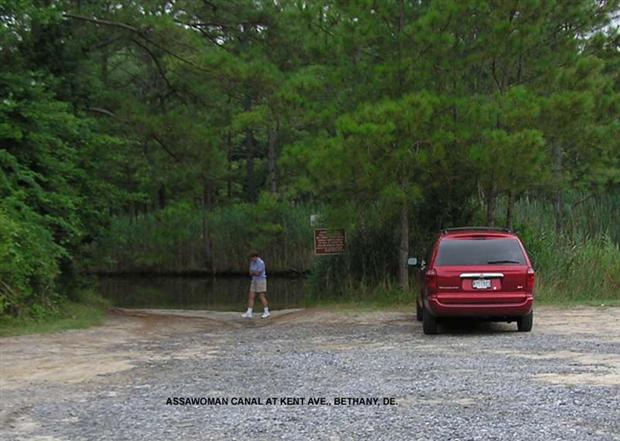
[97,276,306,311]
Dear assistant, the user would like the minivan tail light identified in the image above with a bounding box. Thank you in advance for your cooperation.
[426,269,438,290]
[526,268,535,291]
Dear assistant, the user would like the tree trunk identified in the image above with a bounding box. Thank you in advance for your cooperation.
[101,46,109,87]
[506,189,514,230]
[243,95,258,203]
[157,184,166,209]
[486,182,498,226]
[396,0,405,96]
[553,143,563,234]
[202,180,215,275]
[226,129,232,199]
[399,201,409,291]
[267,123,278,194]
[246,130,257,203]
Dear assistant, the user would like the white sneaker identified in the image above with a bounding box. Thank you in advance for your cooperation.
[242,311,252,319]
[261,311,271,319]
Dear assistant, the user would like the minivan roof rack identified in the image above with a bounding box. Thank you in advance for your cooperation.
[441,226,513,234]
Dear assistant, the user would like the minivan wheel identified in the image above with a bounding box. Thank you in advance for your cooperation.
[416,299,423,321]
[517,312,533,332]
[423,307,438,335]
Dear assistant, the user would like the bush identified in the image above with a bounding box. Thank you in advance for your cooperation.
[522,230,620,302]
[308,191,620,305]
[0,203,63,316]
[306,206,402,301]
[89,195,315,274]
[0,289,110,337]
[511,193,620,302]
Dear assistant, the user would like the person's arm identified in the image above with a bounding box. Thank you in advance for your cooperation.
[249,262,259,276]
[249,260,264,276]
[256,260,265,276]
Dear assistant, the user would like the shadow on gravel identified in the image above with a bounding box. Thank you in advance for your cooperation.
[110,307,521,337]
[437,318,517,335]
[110,307,309,330]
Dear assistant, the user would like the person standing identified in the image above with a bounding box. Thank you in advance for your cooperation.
[242,251,270,319]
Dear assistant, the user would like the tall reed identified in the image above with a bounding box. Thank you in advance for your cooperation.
[87,198,315,274]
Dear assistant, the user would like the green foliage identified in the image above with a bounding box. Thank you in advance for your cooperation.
[1,0,620,320]
[0,290,110,337]
[511,194,620,302]
[305,277,414,308]
[307,204,400,296]
[0,203,62,315]
[309,192,620,305]
[90,196,314,274]
[0,2,126,317]
[528,233,620,303]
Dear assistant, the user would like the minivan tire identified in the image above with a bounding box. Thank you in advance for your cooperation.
[423,306,438,335]
[517,312,533,332]
[416,300,423,321]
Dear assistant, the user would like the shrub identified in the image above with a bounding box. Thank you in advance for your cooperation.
[89,195,315,274]
[0,203,63,316]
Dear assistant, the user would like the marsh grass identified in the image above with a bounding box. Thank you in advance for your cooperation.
[305,277,415,308]
[89,197,315,274]
[0,291,110,337]
[512,195,620,303]
[309,193,620,306]
[89,192,619,306]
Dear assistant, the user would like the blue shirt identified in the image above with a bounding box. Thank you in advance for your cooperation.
[250,258,267,281]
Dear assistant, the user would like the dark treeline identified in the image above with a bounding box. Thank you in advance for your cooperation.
[1,0,619,316]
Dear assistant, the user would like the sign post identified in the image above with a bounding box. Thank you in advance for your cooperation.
[314,228,346,255]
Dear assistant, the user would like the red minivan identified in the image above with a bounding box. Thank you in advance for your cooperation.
[411,227,535,335]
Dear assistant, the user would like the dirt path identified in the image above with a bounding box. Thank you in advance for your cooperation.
[1,306,619,440]
[0,308,306,388]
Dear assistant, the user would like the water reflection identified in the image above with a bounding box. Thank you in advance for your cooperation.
[97,276,306,311]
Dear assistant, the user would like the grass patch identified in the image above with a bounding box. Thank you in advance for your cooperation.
[305,299,415,311]
[0,291,110,337]
[90,199,315,274]
[305,278,415,309]
[307,194,620,312]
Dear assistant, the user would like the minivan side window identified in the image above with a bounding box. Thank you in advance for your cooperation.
[436,238,526,266]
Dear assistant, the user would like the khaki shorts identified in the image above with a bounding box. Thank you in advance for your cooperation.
[250,279,267,293]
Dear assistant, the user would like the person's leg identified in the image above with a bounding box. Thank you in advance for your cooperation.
[248,291,256,309]
[258,282,270,318]
[258,293,268,308]
[242,283,256,318]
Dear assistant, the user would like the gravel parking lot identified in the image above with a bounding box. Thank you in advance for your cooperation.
[1,306,619,440]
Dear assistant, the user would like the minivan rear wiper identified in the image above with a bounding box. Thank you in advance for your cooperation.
[487,260,521,264]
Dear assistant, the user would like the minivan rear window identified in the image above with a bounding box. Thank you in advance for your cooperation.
[436,238,526,266]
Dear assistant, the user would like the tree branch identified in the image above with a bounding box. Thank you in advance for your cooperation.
[63,12,141,33]
[63,13,214,73]
[86,107,116,117]
[130,38,175,91]
[151,135,180,162]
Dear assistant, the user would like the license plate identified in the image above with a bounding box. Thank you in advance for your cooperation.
[473,279,491,289]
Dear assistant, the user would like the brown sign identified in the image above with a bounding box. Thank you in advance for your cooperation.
[314,229,346,255]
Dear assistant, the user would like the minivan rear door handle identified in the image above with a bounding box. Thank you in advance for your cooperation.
[460,273,504,278]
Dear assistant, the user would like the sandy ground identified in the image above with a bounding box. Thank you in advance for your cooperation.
[4,306,619,388]
[1,306,619,440]
[0,308,306,388]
